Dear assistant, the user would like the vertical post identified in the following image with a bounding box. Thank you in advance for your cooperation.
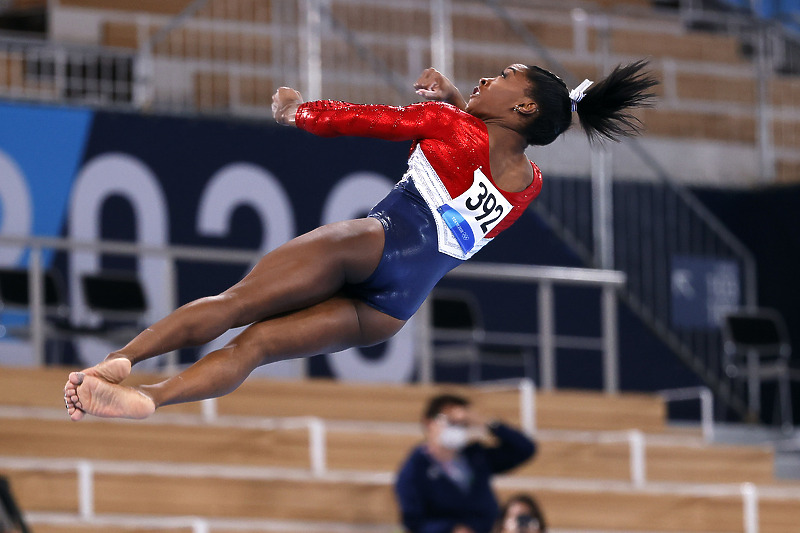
[741,482,759,533]
[78,460,94,520]
[29,247,45,366]
[430,0,453,76]
[747,348,760,417]
[308,417,327,477]
[54,46,67,100]
[519,378,536,436]
[416,296,434,384]
[201,398,217,423]
[592,147,614,270]
[755,25,775,183]
[592,14,614,272]
[300,0,322,101]
[571,8,588,57]
[134,16,154,109]
[700,387,715,442]
[601,285,619,394]
[538,282,555,391]
[628,430,646,487]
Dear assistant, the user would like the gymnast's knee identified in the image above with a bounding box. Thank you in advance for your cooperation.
[179,294,241,344]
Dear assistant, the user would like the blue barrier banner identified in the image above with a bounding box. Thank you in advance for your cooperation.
[0,102,93,266]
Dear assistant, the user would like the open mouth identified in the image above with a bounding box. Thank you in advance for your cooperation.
[470,86,480,97]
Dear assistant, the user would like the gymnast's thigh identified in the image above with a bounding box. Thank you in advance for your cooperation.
[232,294,406,364]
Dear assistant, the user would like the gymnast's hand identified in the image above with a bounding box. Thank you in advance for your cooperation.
[414,67,467,111]
[272,87,304,126]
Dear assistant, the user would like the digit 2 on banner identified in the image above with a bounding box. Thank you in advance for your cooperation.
[437,168,512,255]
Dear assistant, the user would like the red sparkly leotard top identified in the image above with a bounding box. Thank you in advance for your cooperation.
[296,100,542,259]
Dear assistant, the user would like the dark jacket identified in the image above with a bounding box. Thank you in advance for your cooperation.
[394,422,536,533]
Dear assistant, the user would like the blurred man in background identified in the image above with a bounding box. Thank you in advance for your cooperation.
[395,393,536,533]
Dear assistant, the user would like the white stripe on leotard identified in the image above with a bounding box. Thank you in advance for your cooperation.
[403,146,493,260]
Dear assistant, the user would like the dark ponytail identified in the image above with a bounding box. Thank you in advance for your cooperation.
[575,59,658,142]
[522,60,657,145]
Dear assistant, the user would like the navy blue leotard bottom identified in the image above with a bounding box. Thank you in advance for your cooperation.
[342,178,463,321]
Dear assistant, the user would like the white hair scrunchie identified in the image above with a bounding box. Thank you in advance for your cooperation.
[569,79,593,112]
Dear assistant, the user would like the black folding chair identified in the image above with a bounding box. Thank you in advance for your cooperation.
[722,308,797,432]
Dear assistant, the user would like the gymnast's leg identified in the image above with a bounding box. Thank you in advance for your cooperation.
[66,217,386,388]
[65,295,405,420]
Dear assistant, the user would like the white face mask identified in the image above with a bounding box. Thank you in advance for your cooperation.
[439,424,469,451]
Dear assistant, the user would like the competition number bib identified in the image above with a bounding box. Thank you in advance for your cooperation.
[437,168,513,255]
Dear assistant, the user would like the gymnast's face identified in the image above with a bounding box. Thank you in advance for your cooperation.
[465,64,537,120]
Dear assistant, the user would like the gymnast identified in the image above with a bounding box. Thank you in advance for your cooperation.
[64,61,656,420]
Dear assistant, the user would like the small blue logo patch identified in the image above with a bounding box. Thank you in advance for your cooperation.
[437,204,475,254]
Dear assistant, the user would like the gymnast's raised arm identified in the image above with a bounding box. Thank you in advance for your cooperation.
[270,86,462,142]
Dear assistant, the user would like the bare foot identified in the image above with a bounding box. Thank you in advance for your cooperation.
[84,357,132,384]
[66,372,155,421]
[64,358,132,420]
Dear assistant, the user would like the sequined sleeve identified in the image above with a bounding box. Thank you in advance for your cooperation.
[295,100,458,141]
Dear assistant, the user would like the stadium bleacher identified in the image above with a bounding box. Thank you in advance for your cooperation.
[21,0,794,182]
[1,366,800,532]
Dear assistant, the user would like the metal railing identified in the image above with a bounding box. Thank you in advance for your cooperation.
[0,235,624,390]
[0,235,259,371]
[659,386,716,441]
[0,34,137,107]
[416,263,627,393]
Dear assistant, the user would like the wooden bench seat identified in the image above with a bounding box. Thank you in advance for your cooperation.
[452,14,574,50]
[57,0,271,22]
[56,0,193,16]
[0,416,774,484]
[0,366,667,432]
[329,3,431,38]
[676,71,757,104]
[102,21,273,63]
[772,75,800,107]
[3,464,800,531]
[608,28,745,64]
[26,527,194,533]
[642,108,757,144]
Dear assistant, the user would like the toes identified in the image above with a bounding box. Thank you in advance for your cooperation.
[64,374,84,418]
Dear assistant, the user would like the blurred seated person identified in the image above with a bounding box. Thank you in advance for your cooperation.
[395,393,536,533]
[493,493,547,533]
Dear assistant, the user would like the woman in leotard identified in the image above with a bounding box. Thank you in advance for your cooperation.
[64,62,656,420]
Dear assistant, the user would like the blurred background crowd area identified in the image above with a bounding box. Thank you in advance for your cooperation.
[0,0,798,184]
